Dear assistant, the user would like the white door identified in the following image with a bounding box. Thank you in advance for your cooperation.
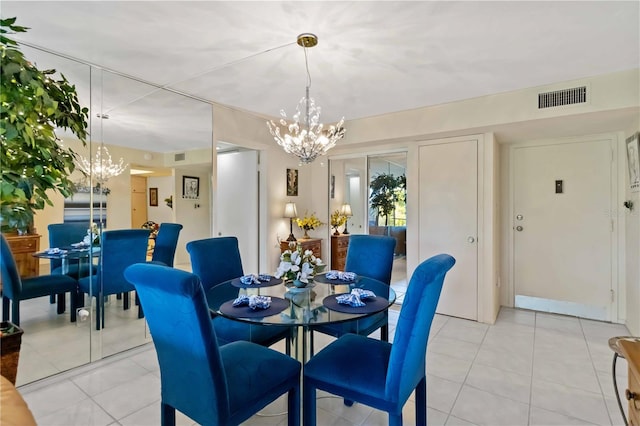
[513,139,613,320]
[217,150,259,274]
[419,139,478,321]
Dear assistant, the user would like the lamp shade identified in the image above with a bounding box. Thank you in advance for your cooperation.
[284,202,298,218]
[340,203,352,217]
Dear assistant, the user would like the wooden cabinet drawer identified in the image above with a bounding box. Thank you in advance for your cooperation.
[5,236,38,252]
[330,235,350,271]
[280,238,322,260]
[3,234,41,278]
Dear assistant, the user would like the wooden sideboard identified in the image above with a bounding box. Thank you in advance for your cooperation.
[280,238,322,260]
[4,234,41,278]
[331,235,350,271]
[620,340,640,425]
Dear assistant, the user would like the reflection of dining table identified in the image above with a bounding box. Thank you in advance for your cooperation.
[33,246,101,275]
[32,246,100,320]
[205,274,396,421]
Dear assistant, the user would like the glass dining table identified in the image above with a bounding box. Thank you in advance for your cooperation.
[205,273,396,363]
[205,273,396,421]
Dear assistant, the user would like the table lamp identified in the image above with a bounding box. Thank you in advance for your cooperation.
[340,203,353,234]
[284,202,298,241]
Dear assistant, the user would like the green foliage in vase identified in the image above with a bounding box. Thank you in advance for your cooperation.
[0,17,89,233]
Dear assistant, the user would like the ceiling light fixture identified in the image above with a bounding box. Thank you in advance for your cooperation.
[77,146,128,185]
[267,33,345,164]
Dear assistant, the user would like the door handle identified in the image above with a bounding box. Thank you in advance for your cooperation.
[515,226,523,232]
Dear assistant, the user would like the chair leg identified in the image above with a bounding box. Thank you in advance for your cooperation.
[56,292,66,314]
[95,294,103,331]
[137,303,144,319]
[381,324,389,342]
[11,300,20,326]
[303,381,316,426]
[416,376,427,426]
[389,413,403,426]
[285,334,291,356]
[116,293,122,300]
[288,383,300,426]
[123,292,130,310]
[2,297,9,321]
[70,291,78,323]
[50,294,56,304]
[161,402,176,426]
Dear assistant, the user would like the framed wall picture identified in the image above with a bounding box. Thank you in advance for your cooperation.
[286,168,298,196]
[330,175,335,199]
[626,132,640,192]
[149,187,158,206]
[182,176,200,199]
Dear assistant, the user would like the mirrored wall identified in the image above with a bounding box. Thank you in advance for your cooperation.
[14,44,213,385]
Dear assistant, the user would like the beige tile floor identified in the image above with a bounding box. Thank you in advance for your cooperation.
[14,306,632,426]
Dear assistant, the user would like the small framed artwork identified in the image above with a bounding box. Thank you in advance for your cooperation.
[183,176,200,199]
[626,132,640,192]
[330,175,335,199]
[149,187,158,206]
[286,168,298,196]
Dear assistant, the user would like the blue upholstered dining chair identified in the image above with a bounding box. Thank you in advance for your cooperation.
[48,223,96,278]
[124,263,301,426]
[0,234,79,325]
[186,237,291,350]
[150,223,183,266]
[310,234,396,355]
[303,253,456,426]
[77,229,150,330]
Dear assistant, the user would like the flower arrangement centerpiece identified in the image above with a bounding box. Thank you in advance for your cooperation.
[275,244,325,286]
[82,223,100,246]
[330,210,347,235]
[295,211,324,239]
[141,220,160,238]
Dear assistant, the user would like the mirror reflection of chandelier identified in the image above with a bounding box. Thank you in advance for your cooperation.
[77,145,128,185]
[267,33,346,164]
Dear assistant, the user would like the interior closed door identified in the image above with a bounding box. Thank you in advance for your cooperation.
[513,139,613,320]
[419,139,478,320]
[217,150,259,274]
[131,175,147,228]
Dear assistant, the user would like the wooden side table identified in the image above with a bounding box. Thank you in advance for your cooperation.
[3,234,40,278]
[619,339,640,425]
[330,235,350,271]
[280,238,322,260]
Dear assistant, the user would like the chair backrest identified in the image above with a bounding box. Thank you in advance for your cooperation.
[385,253,455,403]
[0,234,22,298]
[345,234,396,285]
[151,223,183,266]
[186,237,244,292]
[124,263,228,425]
[48,223,89,270]
[97,229,150,294]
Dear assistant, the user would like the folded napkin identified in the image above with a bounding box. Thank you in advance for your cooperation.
[232,295,272,310]
[325,270,357,281]
[239,274,272,285]
[45,248,67,255]
[336,288,376,307]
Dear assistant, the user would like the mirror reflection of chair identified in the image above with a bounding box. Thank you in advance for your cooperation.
[0,234,79,325]
[48,223,96,278]
[303,254,456,426]
[77,229,150,330]
[310,234,396,356]
[150,223,183,266]
[186,237,291,351]
[124,263,301,426]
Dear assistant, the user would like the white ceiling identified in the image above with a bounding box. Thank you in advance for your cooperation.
[2,1,639,152]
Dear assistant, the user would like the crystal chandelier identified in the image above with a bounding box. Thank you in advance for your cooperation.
[77,146,128,185]
[267,33,345,164]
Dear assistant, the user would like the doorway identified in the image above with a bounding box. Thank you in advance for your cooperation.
[512,137,615,321]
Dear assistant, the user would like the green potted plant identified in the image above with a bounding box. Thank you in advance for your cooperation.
[0,17,89,234]
[369,173,406,227]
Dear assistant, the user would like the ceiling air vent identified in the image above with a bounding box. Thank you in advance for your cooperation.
[174,153,186,161]
[538,86,587,109]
